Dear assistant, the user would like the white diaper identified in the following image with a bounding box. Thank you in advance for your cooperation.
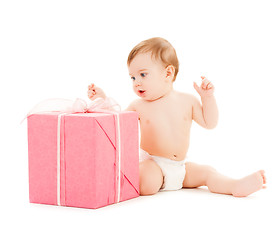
[139,149,186,191]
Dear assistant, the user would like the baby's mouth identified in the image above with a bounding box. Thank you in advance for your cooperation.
[138,89,146,95]
[138,89,146,97]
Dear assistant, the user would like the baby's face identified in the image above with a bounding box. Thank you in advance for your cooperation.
[128,52,172,101]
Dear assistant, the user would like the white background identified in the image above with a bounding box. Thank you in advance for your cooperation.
[1,0,278,239]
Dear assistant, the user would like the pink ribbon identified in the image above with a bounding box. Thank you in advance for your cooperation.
[27,97,121,115]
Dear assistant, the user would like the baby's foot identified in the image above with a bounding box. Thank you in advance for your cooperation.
[232,170,266,197]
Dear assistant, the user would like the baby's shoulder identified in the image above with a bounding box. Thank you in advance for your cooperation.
[125,99,143,111]
[175,91,196,104]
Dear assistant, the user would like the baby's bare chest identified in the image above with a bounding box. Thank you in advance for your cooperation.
[137,102,192,131]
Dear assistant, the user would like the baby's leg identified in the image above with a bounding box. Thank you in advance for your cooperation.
[231,170,266,197]
[139,159,164,196]
[183,162,266,197]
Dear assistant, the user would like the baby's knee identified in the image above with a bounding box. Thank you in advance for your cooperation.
[206,165,217,175]
[139,160,163,196]
[201,165,217,181]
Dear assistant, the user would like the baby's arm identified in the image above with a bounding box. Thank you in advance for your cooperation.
[125,100,138,112]
[192,76,218,129]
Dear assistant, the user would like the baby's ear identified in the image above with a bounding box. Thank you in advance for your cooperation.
[165,65,175,80]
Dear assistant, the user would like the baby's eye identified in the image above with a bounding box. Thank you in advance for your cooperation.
[140,73,147,77]
[131,76,135,81]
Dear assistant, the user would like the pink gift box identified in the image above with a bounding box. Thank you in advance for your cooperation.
[28,111,139,209]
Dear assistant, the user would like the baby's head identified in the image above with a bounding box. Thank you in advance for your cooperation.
[127,37,179,101]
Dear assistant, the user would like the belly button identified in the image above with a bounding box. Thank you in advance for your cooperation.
[173,154,177,159]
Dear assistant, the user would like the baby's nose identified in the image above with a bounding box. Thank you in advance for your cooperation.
[134,79,142,87]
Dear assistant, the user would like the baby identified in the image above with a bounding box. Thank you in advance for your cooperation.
[88,37,266,197]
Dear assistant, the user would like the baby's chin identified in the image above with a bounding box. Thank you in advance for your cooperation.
[140,94,165,102]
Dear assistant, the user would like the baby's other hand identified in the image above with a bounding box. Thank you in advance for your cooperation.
[87,83,106,101]
[193,76,215,98]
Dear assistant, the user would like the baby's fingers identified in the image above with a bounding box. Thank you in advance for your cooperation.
[207,82,213,89]
[201,77,212,90]
[193,82,201,95]
[88,83,95,90]
[203,81,213,89]
[87,89,96,97]
[201,80,209,89]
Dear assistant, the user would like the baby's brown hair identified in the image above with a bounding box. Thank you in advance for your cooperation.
[127,37,179,81]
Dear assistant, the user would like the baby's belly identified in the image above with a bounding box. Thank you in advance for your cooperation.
[140,123,191,161]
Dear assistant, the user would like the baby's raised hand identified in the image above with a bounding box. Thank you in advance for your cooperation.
[87,83,106,101]
[193,76,215,97]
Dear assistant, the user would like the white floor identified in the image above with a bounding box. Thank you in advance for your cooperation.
[1,167,277,240]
